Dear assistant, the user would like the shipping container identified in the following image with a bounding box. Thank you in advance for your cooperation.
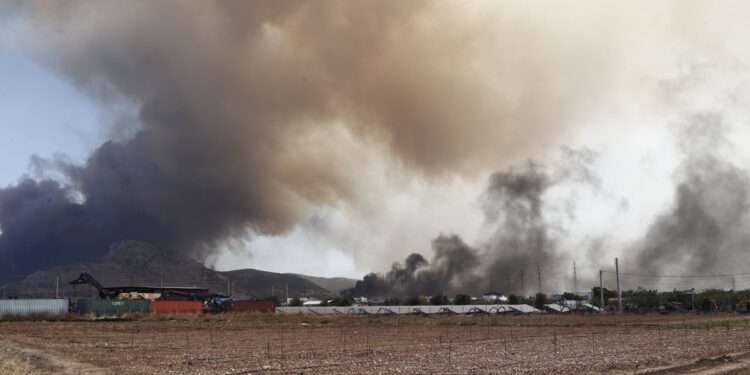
[149,300,203,314]
[228,300,275,313]
[0,299,69,317]
[78,299,149,316]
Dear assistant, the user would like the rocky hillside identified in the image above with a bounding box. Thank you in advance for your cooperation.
[1,240,339,299]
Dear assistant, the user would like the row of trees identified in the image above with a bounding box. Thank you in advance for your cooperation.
[591,287,750,311]
[279,287,750,312]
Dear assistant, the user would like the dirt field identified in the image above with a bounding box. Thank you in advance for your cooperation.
[3,313,750,374]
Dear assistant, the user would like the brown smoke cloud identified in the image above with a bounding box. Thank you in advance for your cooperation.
[4,1,750,286]
[0,1,630,276]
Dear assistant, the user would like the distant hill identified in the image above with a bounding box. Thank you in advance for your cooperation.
[221,268,328,299]
[291,274,358,294]
[0,240,345,299]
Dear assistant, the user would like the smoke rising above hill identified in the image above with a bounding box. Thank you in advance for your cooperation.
[3,1,750,288]
[0,1,630,278]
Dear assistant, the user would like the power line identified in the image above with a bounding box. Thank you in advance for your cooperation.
[572,261,578,294]
[537,265,542,294]
[602,270,750,278]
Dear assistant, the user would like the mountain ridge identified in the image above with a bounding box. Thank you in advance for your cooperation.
[1,240,350,299]
[290,273,357,294]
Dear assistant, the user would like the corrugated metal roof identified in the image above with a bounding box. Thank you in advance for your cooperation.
[581,303,601,312]
[276,303,542,315]
[543,303,567,312]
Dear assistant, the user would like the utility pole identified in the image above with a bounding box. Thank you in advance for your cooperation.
[691,288,695,311]
[732,276,736,291]
[572,261,578,295]
[520,269,525,298]
[506,274,510,294]
[285,282,289,305]
[160,257,163,288]
[599,270,604,311]
[537,265,542,294]
[227,279,231,295]
[615,257,622,313]
[56,276,59,299]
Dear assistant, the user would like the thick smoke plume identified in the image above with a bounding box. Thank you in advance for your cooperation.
[350,117,750,298]
[352,236,480,297]
[4,2,750,289]
[0,1,625,278]
[350,150,598,297]
[634,116,750,279]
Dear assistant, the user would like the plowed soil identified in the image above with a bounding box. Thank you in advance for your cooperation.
[2,313,750,374]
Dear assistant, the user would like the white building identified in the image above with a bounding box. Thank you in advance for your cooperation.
[482,292,508,303]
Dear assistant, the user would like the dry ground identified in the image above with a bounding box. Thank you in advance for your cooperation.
[2,313,750,374]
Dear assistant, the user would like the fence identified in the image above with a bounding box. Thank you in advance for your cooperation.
[4,313,749,373]
[228,300,275,313]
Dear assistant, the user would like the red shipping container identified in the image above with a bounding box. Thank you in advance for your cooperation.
[160,295,193,301]
[228,300,275,313]
[149,301,203,314]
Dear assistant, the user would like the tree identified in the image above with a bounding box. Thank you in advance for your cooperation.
[453,294,471,305]
[562,292,582,301]
[330,296,353,307]
[384,297,401,306]
[406,296,423,306]
[630,288,659,312]
[534,293,547,309]
[290,297,302,307]
[508,294,519,304]
[265,295,281,307]
[591,287,616,307]
[430,294,449,305]
[699,297,717,312]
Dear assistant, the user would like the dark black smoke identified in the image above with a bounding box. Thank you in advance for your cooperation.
[350,151,597,297]
[350,236,480,297]
[480,162,558,295]
[0,135,278,278]
[1,1,606,280]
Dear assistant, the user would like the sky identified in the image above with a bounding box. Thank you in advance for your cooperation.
[0,46,100,186]
[0,48,675,281]
[3,2,750,293]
